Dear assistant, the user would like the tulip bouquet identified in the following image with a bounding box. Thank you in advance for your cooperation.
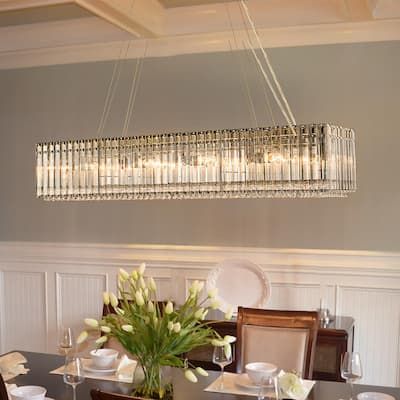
[78,263,234,400]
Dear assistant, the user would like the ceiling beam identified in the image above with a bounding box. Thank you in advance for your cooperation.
[75,0,164,38]
[343,0,375,21]
[0,0,69,11]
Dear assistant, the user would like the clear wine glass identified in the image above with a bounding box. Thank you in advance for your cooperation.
[212,344,233,389]
[63,355,85,400]
[257,374,279,400]
[58,327,74,356]
[340,352,362,400]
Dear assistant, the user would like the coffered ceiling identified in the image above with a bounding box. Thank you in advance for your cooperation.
[0,0,399,69]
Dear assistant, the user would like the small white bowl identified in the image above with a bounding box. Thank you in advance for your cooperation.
[10,385,47,400]
[245,362,278,385]
[90,348,118,369]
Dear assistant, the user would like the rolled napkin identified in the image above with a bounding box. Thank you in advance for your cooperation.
[278,371,306,400]
[0,353,29,381]
[116,355,138,383]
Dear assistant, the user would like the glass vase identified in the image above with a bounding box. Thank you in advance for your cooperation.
[134,361,173,400]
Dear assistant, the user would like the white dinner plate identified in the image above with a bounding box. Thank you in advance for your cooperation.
[357,392,396,400]
[82,359,118,374]
[206,259,271,313]
[235,373,259,390]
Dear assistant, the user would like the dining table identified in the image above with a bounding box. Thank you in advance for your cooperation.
[6,351,400,400]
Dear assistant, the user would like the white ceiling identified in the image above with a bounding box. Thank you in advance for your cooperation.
[0,0,399,69]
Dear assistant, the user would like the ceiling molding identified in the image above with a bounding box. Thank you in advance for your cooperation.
[0,18,399,70]
[75,0,164,38]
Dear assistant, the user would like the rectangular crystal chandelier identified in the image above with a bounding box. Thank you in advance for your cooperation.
[36,123,356,200]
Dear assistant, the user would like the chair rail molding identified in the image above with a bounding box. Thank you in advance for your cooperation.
[0,241,400,387]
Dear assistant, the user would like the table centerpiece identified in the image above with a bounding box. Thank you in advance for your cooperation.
[77,263,234,400]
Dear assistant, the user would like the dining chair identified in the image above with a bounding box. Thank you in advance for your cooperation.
[236,307,319,379]
[90,389,142,400]
[0,374,8,400]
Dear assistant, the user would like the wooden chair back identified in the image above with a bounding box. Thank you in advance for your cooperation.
[90,389,142,400]
[236,307,319,379]
[0,374,8,400]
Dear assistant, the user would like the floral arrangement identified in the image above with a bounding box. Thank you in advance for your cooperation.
[77,263,234,399]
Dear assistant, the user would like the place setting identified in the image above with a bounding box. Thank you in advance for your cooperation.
[50,349,138,383]
[204,341,315,400]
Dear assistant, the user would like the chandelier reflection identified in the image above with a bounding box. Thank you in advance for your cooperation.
[36,123,356,200]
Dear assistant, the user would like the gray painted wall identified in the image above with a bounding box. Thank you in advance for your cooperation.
[0,41,399,251]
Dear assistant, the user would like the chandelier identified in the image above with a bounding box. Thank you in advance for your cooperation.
[35,2,356,201]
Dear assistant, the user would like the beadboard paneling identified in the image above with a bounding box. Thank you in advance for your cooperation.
[0,241,400,386]
[339,285,400,386]
[0,270,47,352]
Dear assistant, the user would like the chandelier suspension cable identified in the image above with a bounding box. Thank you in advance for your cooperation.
[239,0,297,127]
[96,43,126,137]
[226,5,258,127]
[235,15,277,126]
[97,0,137,138]
[122,42,147,137]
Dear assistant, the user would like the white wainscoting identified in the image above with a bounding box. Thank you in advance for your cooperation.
[0,241,399,387]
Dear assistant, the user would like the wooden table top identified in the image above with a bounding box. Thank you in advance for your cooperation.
[7,351,400,400]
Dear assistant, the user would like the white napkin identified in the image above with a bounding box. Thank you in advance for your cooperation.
[5,383,17,399]
[278,370,308,400]
[116,355,138,383]
[0,353,29,381]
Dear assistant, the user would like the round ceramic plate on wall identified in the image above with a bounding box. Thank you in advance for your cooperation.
[206,259,271,313]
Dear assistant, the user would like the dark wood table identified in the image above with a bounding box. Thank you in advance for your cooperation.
[7,351,400,400]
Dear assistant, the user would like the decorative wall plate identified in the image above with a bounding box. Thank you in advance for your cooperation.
[206,259,271,313]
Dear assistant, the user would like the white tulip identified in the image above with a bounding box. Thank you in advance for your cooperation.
[144,316,150,325]
[211,339,225,347]
[224,343,232,359]
[153,316,158,326]
[173,322,181,333]
[138,262,146,276]
[76,331,88,344]
[224,306,234,320]
[102,292,110,305]
[100,326,111,333]
[122,324,133,332]
[131,270,139,280]
[210,300,220,310]
[135,291,145,306]
[207,288,218,299]
[143,288,149,300]
[119,268,129,281]
[139,277,146,289]
[184,369,198,383]
[189,280,199,294]
[84,318,99,328]
[167,321,174,331]
[110,292,118,308]
[195,367,209,377]
[116,307,125,316]
[147,301,155,313]
[165,301,174,315]
[149,277,157,292]
[223,335,237,344]
[194,308,204,320]
[95,335,108,345]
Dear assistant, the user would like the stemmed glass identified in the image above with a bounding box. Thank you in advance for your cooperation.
[340,352,362,400]
[212,344,233,389]
[63,355,85,400]
[257,374,279,400]
[58,327,74,356]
